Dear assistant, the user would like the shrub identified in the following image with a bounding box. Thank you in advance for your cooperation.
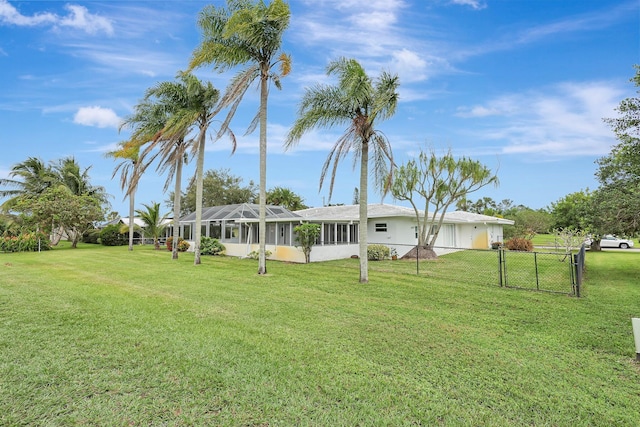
[248,250,272,260]
[166,236,190,252]
[83,229,101,244]
[367,244,390,261]
[201,237,225,255]
[505,237,533,252]
[99,224,127,246]
[0,231,50,252]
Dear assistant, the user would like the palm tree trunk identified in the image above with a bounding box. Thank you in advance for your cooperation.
[258,65,268,275]
[193,129,206,265]
[172,153,183,260]
[359,142,369,283]
[128,189,135,251]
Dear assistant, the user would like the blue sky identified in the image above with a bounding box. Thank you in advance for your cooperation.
[1,0,638,216]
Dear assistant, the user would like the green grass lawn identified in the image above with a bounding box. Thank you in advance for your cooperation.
[1,244,639,426]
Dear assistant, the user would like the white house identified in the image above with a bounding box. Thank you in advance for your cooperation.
[177,203,513,263]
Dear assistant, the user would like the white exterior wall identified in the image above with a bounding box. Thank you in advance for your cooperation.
[367,217,418,257]
[458,224,493,249]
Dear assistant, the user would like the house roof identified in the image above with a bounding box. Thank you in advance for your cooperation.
[180,203,301,223]
[294,204,514,225]
[177,203,514,226]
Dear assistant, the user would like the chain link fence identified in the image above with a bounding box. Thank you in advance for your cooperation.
[369,243,584,297]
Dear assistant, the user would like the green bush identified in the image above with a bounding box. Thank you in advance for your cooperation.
[367,244,390,261]
[166,236,190,252]
[83,229,101,244]
[248,250,272,260]
[201,237,225,255]
[0,231,50,253]
[99,224,127,246]
[505,237,533,252]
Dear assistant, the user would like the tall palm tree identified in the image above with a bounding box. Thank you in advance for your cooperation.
[106,141,146,251]
[135,202,169,250]
[147,73,229,265]
[286,58,399,283]
[119,93,183,258]
[189,0,291,275]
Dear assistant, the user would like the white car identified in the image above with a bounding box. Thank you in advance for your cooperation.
[597,235,635,249]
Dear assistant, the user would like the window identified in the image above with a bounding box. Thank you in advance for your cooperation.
[336,224,348,243]
[375,223,387,232]
[350,224,359,243]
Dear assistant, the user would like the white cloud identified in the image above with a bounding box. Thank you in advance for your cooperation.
[0,1,113,35]
[73,106,121,128]
[0,0,56,26]
[389,49,428,83]
[456,81,625,157]
[58,4,113,35]
[450,0,487,10]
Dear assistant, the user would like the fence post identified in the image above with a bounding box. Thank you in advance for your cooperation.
[498,248,503,287]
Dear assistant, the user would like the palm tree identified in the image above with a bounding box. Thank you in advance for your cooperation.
[266,186,307,211]
[0,157,57,211]
[120,92,185,259]
[106,141,146,251]
[147,73,229,265]
[52,157,109,205]
[286,58,399,283]
[189,0,291,274]
[135,202,169,250]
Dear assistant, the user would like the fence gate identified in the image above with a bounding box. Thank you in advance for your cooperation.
[499,248,577,295]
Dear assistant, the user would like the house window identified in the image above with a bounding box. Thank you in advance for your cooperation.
[375,223,387,232]
[336,224,348,243]
[350,224,359,243]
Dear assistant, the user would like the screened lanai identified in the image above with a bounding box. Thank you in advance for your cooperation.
[178,203,303,245]
[177,203,361,262]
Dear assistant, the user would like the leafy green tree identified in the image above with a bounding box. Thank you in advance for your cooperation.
[135,202,169,250]
[176,169,257,215]
[266,186,307,211]
[503,208,553,240]
[391,148,498,258]
[2,157,109,245]
[189,0,291,275]
[549,190,592,231]
[293,223,321,263]
[594,65,640,239]
[286,58,399,283]
[14,186,104,248]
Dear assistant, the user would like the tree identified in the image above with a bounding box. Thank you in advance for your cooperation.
[600,64,640,185]
[503,208,553,240]
[189,0,291,275]
[549,190,592,231]
[266,186,307,211]
[1,157,109,245]
[286,58,399,283]
[390,148,498,258]
[13,186,103,248]
[595,65,640,238]
[0,157,58,211]
[125,73,229,265]
[124,75,215,261]
[176,169,257,215]
[293,222,321,263]
[106,141,146,251]
[135,202,169,250]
